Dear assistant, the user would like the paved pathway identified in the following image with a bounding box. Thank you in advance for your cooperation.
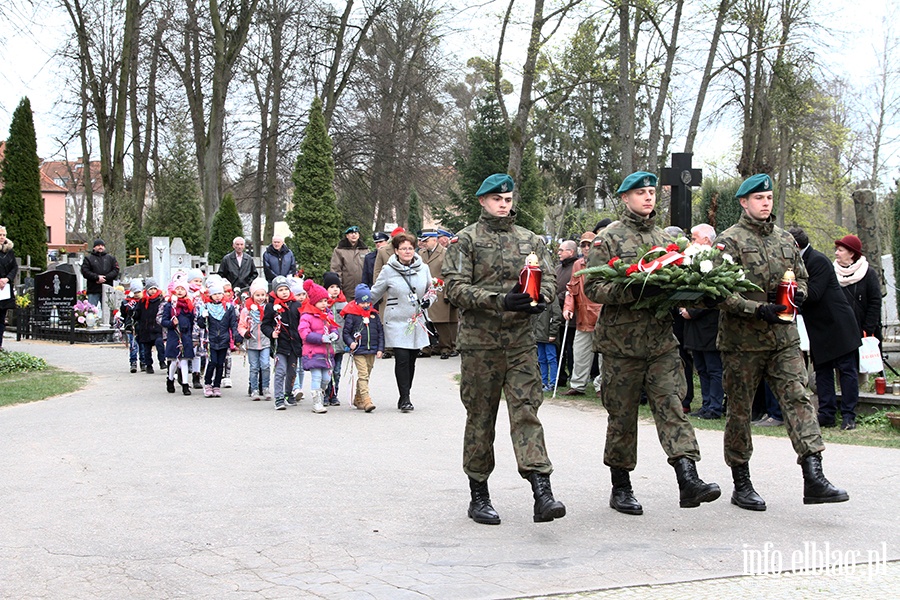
[0,338,898,599]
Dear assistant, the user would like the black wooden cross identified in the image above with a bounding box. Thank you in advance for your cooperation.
[660,152,703,232]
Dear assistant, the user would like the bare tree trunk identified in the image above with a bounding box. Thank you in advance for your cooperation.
[255,108,268,255]
[320,0,386,129]
[501,0,585,184]
[63,0,140,259]
[685,0,733,153]
[647,0,684,174]
[617,2,635,175]
[79,64,94,241]
[775,126,790,227]
[130,7,161,230]
[263,3,287,248]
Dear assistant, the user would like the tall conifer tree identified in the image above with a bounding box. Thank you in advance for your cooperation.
[207,193,243,264]
[435,94,509,233]
[0,97,48,271]
[285,97,342,282]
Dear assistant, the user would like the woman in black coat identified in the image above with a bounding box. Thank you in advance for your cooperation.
[0,227,18,350]
[834,235,882,340]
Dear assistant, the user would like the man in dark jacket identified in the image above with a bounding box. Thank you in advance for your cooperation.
[218,237,259,293]
[790,227,862,431]
[362,231,389,287]
[262,235,296,282]
[81,239,120,308]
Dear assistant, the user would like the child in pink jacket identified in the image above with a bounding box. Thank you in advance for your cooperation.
[297,279,336,414]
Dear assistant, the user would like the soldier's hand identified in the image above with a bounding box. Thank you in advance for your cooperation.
[503,284,535,312]
[793,290,806,307]
[755,303,789,324]
[420,299,432,309]
[526,299,547,314]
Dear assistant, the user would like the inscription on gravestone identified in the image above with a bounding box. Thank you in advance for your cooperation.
[34,269,77,316]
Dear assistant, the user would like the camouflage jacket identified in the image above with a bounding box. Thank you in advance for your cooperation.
[715,212,808,352]
[583,209,678,358]
[443,209,556,350]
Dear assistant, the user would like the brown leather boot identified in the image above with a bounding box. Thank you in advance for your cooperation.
[362,396,376,413]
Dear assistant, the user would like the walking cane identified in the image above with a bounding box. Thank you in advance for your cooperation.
[343,330,361,404]
[553,322,570,399]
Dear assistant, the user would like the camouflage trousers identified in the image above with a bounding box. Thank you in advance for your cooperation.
[460,345,552,482]
[721,347,825,466]
[600,352,701,470]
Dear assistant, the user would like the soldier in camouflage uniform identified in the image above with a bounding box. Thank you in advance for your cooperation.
[715,173,848,510]
[583,171,721,516]
[443,173,566,526]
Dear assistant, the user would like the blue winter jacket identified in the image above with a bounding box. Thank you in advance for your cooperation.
[262,244,297,282]
[341,304,385,355]
[199,304,240,351]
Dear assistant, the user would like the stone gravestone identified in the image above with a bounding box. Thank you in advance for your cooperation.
[169,238,191,279]
[101,284,125,326]
[152,236,171,289]
[34,269,77,322]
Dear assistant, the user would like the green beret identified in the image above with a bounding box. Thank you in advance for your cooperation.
[617,171,657,194]
[476,173,514,196]
[735,174,773,198]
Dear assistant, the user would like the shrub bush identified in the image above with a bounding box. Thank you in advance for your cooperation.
[0,351,48,374]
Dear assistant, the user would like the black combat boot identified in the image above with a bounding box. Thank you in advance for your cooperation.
[527,472,566,522]
[166,378,175,393]
[731,463,766,511]
[801,453,849,504]
[673,457,721,508]
[192,371,202,389]
[609,468,643,515]
[181,382,192,396]
[467,478,501,525]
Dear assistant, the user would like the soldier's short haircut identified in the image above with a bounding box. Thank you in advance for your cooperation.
[690,223,716,243]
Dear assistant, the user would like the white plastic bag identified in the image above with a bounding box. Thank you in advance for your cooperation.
[858,335,883,374]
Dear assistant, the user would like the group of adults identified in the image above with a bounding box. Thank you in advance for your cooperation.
[449,170,867,528]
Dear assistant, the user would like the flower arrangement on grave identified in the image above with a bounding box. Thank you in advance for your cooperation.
[76,289,88,302]
[73,299,100,327]
[16,293,31,308]
[575,237,763,318]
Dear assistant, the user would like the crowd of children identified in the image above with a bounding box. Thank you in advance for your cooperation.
[118,270,385,413]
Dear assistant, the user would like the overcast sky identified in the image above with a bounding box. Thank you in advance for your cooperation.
[0,0,894,183]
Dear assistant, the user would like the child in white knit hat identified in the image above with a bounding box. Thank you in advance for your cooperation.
[239,278,272,400]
